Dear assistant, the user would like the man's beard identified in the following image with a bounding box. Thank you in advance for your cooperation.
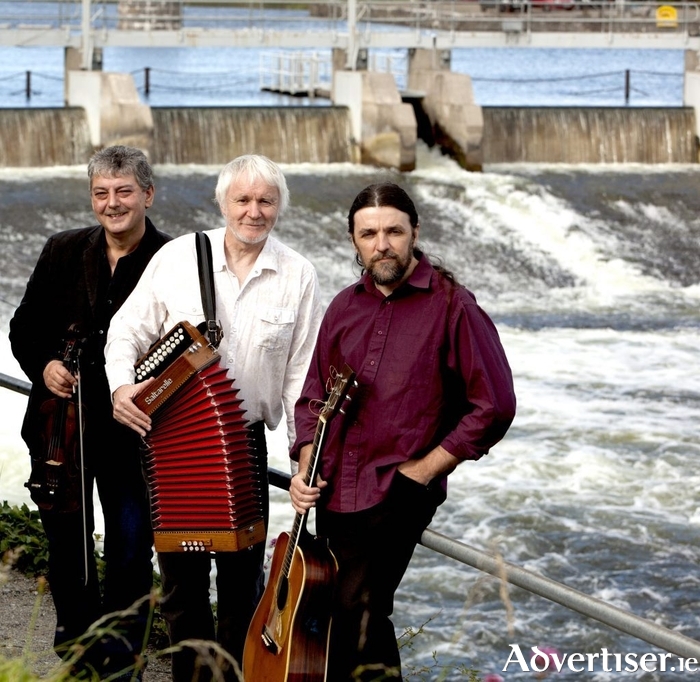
[231,224,272,245]
[366,248,412,286]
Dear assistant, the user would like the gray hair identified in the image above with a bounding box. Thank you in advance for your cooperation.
[87,146,154,191]
[215,155,289,217]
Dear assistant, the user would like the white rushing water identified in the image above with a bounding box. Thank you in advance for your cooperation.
[2,150,700,680]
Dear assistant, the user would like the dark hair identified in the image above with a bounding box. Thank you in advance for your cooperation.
[87,145,154,191]
[347,182,419,234]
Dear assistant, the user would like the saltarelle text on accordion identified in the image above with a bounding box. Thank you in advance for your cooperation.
[132,321,266,553]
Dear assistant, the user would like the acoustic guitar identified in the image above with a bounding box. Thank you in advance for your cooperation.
[243,363,357,682]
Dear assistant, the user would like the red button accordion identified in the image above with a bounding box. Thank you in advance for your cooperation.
[133,321,266,553]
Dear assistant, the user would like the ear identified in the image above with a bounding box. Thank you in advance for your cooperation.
[145,185,155,208]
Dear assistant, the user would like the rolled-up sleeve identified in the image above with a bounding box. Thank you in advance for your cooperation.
[440,294,516,461]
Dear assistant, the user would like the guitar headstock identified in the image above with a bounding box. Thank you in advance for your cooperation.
[320,363,357,424]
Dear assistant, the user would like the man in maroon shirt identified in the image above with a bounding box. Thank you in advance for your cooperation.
[289,182,517,681]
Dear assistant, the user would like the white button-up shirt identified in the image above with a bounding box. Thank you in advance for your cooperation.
[105,227,323,448]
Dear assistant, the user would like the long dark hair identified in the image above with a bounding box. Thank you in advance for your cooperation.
[347,182,459,285]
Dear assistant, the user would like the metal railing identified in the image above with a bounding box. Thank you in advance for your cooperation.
[2,368,700,662]
[258,51,332,97]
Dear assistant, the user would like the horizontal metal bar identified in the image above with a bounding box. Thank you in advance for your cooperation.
[420,530,700,661]
[0,371,30,396]
[2,373,699,661]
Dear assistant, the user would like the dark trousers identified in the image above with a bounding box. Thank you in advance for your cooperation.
[39,424,154,678]
[158,422,269,682]
[316,472,444,682]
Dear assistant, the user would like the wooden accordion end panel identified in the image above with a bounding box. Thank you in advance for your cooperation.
[138,336,266,553]
[133,321,220,416]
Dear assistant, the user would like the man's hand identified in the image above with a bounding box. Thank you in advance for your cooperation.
[289,443,327,514]
[397,444,459,486]
[43,359,77,399]
[112,381,154,437]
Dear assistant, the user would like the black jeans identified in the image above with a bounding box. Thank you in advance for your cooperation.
[157,421,269,682]
[38,421,154,678]
[316,471,444,682]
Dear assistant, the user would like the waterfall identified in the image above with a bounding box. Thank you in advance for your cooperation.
[482,107,699,163]
[150,106,354,165]
[0,108,91,167]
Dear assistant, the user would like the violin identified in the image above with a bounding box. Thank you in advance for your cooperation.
[25,325,86,514]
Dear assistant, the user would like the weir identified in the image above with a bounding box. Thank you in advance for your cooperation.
[482,107,699,164]
[0,106,697,167]
[0,108,91,168]
[151,106,356,165]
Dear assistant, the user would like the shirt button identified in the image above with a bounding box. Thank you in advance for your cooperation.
[98,329,104,335]
[370,360,375,366]
[377,330,383,335]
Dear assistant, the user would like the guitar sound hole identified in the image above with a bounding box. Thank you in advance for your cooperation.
[276,576,289,611]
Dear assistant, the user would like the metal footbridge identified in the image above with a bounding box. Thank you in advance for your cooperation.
[0,1,699,70]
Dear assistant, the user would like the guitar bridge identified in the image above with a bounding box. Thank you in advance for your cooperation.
[261,626,279,655]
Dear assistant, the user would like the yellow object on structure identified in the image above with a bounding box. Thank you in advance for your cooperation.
[656,5,678,28]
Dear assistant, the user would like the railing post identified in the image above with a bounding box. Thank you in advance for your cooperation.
[625,68,630,104]
[144,67,151,96]
[347,0,358,70]
[25,70,31,99]
[81,0,94,70]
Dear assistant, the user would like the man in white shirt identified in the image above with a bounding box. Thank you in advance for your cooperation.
[104,154,323,682]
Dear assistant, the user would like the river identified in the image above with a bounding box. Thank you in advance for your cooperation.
[1,146,700,679]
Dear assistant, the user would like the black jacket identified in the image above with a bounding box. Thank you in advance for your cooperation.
[10,217,171,453]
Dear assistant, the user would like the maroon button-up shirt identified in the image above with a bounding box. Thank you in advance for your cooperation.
[291,255,516,513]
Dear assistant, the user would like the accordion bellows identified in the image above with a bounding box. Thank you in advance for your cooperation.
[134,322,266,553]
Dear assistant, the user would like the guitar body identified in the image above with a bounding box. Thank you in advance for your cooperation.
[243,529,338,682]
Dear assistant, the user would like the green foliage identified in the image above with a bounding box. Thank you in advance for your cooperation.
[0,502,49,577]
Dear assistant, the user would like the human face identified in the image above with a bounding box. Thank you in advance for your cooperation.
[351,206,418,292]
[90,173,154,239]
[223,175,280,245]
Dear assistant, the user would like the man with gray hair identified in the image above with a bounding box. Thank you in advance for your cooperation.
[10,145,171,679]
[105,154,323,681]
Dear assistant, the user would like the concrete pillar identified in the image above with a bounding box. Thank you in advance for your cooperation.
[408,48,484,172]
[63,46,102,105]
[67,71,154,156]
[333,70,416,171]
[684,50,700,159]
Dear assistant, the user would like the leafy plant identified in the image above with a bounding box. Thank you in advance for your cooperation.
[0,502,49,577]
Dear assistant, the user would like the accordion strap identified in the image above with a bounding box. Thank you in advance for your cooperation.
[195,232,223,347]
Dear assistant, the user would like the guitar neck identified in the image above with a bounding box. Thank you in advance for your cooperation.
[280,417,328,578]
